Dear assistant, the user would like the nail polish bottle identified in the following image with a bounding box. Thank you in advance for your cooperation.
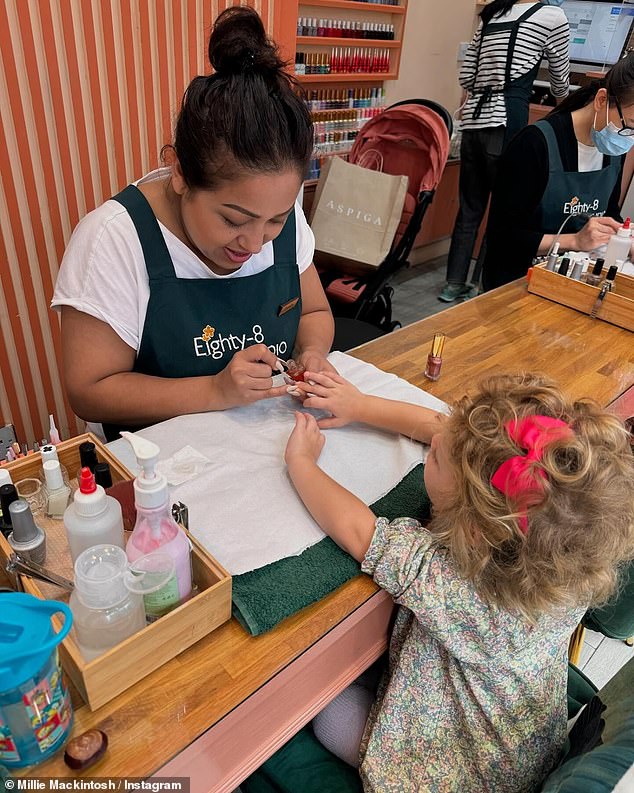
[7,499,47,565]
[558,257,571,277]
[0,481,18,538]
[584,258,604,286]
[424,333,446,382]
[43,460,71,519]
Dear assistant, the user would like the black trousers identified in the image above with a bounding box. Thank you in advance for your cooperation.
[446,127,506,285]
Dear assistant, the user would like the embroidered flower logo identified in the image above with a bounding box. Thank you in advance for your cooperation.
[202,325,215,342]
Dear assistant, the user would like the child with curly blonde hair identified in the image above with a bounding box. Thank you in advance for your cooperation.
[284,372,634,793]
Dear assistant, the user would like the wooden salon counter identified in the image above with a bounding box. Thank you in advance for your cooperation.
[33,280,634,791]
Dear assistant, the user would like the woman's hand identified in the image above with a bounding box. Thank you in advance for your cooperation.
[297,348,337,376]
[289,372,366,428]
[285,411,325,466]
[574,216,621,251]
[214,344,289,407]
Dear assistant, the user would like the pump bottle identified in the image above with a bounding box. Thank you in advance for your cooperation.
[122,433,192,601]
[604,217,631,269]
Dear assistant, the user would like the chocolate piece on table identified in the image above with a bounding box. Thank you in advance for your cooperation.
[63,729,108,771]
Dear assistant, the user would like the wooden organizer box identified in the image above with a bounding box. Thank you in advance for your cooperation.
[527,263,634,332]
[0,433,232,711]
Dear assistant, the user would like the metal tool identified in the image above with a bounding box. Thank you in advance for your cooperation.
[6,553,74,591]
[171,501,189,530]
[590,280,612,319]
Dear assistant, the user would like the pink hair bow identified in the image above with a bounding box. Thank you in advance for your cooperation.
[491,415,573,534]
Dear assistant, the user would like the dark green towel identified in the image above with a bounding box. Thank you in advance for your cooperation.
[232,463,430,635]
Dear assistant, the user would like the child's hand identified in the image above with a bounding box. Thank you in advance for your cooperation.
[288,372,365,428]
[285,411,325,466]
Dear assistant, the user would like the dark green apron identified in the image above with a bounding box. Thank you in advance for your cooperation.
[102,184,301,441]
[535,119,622,234]
[471,2,542,147]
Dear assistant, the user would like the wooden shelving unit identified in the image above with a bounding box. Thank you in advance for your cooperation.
[296,0,407,84]
[297,0,407,184]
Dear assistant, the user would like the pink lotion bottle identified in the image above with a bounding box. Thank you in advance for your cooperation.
[121,432,192,601]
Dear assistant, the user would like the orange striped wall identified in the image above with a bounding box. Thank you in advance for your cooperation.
[0,0,294,447]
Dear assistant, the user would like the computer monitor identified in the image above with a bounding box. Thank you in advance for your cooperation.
[561,0,634,71]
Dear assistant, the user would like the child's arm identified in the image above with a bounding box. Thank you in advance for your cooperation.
[285,411,376,562]
[292,371,446,444]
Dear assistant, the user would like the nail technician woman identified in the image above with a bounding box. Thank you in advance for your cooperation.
[483,54,634,290]
[52,7,334,441]
[440,0,570,303]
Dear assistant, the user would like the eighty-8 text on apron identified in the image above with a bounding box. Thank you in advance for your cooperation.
[194,324,288,360]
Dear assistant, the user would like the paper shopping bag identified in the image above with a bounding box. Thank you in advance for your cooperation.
[309,156,408,267]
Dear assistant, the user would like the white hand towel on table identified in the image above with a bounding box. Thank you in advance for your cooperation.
[108,351,449,574]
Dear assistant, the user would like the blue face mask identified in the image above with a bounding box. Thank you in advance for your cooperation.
[591,104,634,157]
[541,0,564,6]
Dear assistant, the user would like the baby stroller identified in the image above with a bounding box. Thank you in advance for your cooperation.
[317,99,451,347]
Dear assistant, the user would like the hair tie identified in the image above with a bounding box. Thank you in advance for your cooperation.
[244,49,256,70]
[491,415,573,534]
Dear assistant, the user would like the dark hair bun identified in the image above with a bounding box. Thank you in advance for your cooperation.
[209,6,284,78]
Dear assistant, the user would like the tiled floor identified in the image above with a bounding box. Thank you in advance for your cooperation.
[389,253,634,691]
[390,253,452,327]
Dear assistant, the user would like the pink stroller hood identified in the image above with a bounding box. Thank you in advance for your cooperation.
[348,104,450,195]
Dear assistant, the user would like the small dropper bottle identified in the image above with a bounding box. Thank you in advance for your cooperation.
[49,414,62,445]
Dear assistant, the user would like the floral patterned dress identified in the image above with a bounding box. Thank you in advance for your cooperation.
[359,517,585,793]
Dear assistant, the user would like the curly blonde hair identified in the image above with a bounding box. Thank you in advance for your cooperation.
[430,373,634,622]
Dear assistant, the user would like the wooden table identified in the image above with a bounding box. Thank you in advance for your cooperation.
[31,281,633,790]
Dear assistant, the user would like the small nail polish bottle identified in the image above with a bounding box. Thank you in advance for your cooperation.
[424,333,445,381]
[7,498,47,565]
[43,460,71,519]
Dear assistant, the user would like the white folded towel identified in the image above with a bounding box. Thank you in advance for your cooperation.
[108,351,449,574]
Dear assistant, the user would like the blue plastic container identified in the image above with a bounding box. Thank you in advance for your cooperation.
[0,593,74,768]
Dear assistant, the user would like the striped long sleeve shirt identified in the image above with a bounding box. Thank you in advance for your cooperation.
[460,2,570,130]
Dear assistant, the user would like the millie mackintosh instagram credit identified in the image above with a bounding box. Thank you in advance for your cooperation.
[2,779,190,793]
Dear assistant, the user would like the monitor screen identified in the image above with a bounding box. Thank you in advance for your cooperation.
[561,0,634,67]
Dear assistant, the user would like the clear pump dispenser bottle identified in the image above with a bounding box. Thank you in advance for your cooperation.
[122,433,192,602]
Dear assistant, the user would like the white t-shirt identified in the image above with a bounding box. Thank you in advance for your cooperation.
[577,141,604,173]
[52,168,315,351]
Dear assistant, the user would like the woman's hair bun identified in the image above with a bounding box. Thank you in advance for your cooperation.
[208,6,284,78]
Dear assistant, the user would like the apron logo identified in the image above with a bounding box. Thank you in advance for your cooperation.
[278,297,300,316]
[563,196,600,215]
[201,325,215,342]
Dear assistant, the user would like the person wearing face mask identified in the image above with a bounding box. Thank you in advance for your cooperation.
[439,0,570,303]
[52,7,335,441]
[482,53,634,291]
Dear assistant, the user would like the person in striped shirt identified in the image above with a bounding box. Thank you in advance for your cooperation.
[440,0,570,303]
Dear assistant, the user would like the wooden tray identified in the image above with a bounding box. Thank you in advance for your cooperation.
[527,263,634,332]
[0,433,232,711]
